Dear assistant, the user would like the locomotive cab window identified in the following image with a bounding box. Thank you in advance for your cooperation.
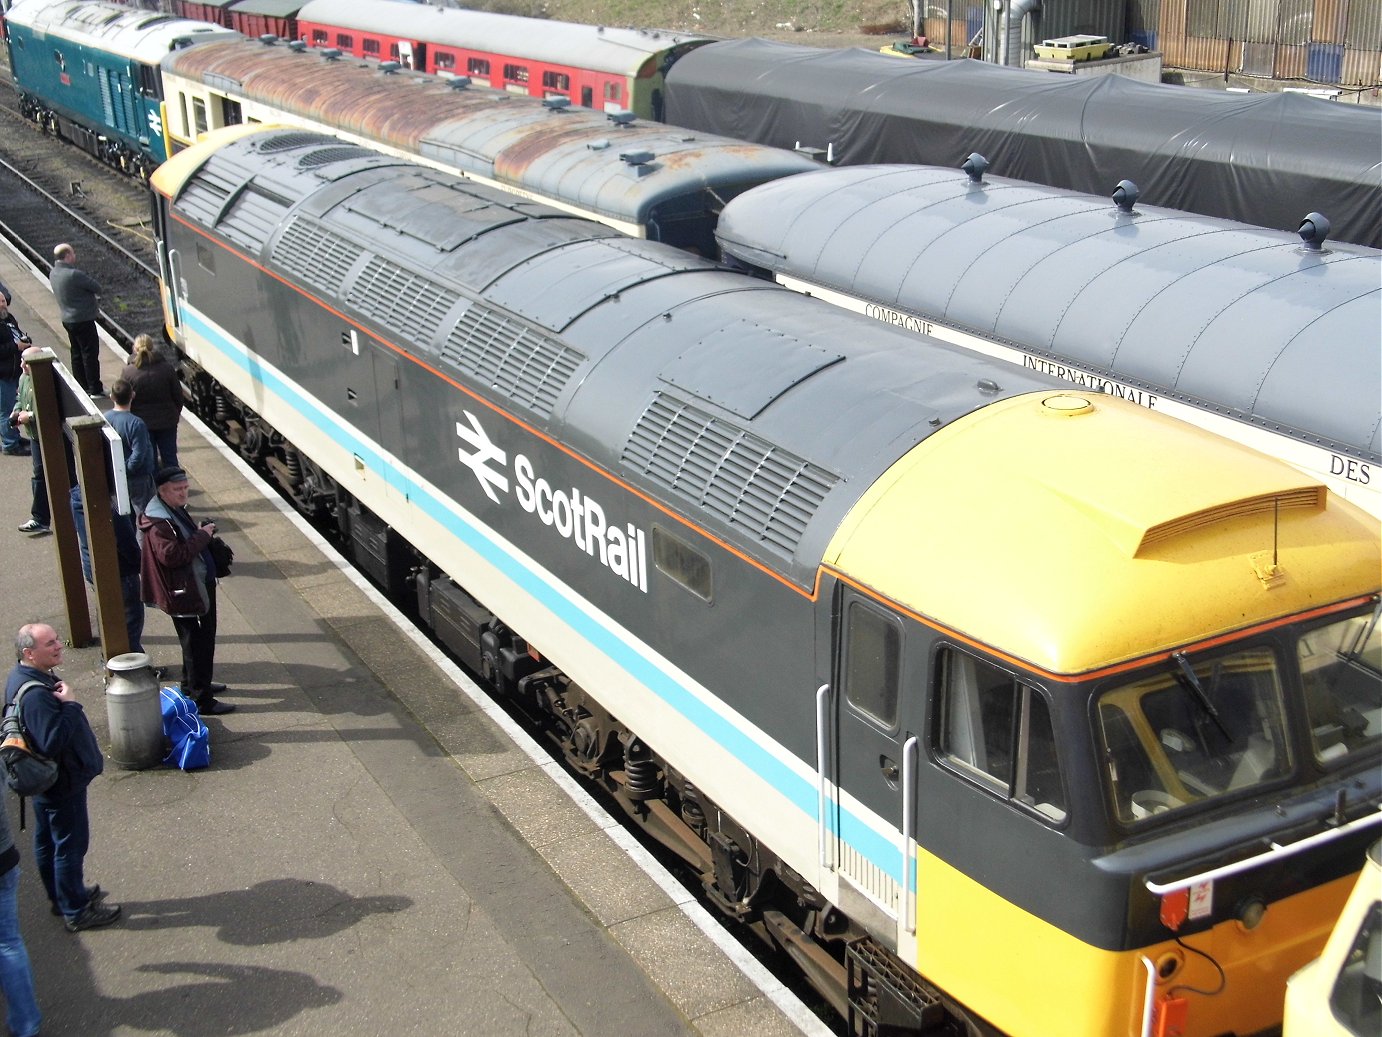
[1097,646,1293,824]
[842,600,901,729]
[937,648,1066,822]
[137,63,159,99]
[1298,606,1382,765]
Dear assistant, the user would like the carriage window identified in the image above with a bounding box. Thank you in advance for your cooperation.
[604,81,621,102]
[335,33,353,49]
[504,63,529,84]
[652,526,710,602]
[543,70,570,92]
[311,29,327,45]
[467,57,490,76]
[939,649,1066,822]
[843,601,900,729]
[434,51,456,71]
[191,97,208,137]
[362,39,380,56]
[1298,608,1381,765]
[1097,647,1290,824]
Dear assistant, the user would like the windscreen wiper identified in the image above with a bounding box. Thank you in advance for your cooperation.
[1172,652,1232,741]
[1338,601,1381,673]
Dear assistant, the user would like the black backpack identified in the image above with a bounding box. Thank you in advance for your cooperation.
[1,682,59,801]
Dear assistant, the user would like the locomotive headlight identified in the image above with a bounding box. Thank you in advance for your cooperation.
[1236,896,1267,931]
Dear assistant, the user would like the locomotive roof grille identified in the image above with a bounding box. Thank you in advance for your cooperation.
[216,184,293,253]
[623,393,836,556]
[273,217,365,299]
[348,257,461,348]
[1137,486,1326,554]
[259,131,335,154]
[297,145,374,169]
[442,306,584,419]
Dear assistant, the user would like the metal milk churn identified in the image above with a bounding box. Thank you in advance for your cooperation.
[104,653,164,769]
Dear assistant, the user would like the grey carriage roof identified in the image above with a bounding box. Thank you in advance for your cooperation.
[6,0,238,63]
[664,38,1382,250]
[162,39,818,231]
[294,0,713,76]
[169,129,1060,586]
[716,164,1382,463]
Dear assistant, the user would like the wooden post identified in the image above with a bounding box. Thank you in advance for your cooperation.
[69,415,129,659]
[25,351,90,646]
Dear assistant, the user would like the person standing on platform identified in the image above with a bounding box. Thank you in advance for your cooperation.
[48,243,104,398]
[5,624,120,933]
[0,293,31,457]
[0,779,41,1037]
[11,347,50,535]
[121,334,182,470]
[70,486,146,656]
[103,379,155,515]
[140,467,234,715]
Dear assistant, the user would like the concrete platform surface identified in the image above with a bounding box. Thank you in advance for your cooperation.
[0,243,827,1037]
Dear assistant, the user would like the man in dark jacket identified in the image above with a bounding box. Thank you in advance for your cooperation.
[48,243,103,397]
[5,624,120,932]
[0,294,30,456]
[140,467,234,715]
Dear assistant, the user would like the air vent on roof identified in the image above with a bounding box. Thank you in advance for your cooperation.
[1298,212,1331,252]
[441,306,583,419]
[321,48,342,61]
[258,34,278,45]
[543,95,570,110]
[216,184,291,252]
[347,257,460,346]
[271,216,365,297]
[297,145,371,168]
[447,76,472,90]
[174,165,237,227]
[962,152,988,183]
[379,61,401,74]
[1138,487,1326,554]
[287,40,306,53]
[623,393,836,557]
[1113,179,1139,212]
[258,130,331,153]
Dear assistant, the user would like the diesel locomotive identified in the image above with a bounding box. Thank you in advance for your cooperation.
[150,125,1382,1037]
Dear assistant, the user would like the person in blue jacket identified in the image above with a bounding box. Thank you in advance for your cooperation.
[5,624,120,932]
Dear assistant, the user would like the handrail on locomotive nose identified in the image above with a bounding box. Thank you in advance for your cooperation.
[1144,804,1382,896]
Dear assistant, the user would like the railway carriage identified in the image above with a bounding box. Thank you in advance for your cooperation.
[715,162,1382,519]
[152,125,1382,1037]
[294,0,713,119]
[3,0,237,175]
[158,35,818,251]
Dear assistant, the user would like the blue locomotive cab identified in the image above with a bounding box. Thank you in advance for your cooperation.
[5,0,237,178]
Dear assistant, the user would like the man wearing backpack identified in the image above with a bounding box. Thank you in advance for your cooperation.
[5,624,119,932]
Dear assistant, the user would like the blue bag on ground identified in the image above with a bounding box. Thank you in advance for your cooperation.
[160,687,210,770]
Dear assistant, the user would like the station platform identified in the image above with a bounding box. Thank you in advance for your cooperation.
[0,243,826,1037]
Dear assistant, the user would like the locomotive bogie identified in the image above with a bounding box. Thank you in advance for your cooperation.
[152,127,1382,1037]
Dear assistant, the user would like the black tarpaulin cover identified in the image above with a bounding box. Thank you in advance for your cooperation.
[665,39,1382,248]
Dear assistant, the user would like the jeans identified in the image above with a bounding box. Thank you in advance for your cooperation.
[149,426,179,471]
[0,866,40,1037]
[32,787,91,920]
[0,377,18,450]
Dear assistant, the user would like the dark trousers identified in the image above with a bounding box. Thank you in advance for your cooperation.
[28,444,47,525]
[62,321,102,394]
[173,580,217,696]
[148,426,179,470]
[32,787,91,919]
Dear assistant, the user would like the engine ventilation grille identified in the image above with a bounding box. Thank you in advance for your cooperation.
[623,393,836,556]
[346,257,460,347]
[1138,486,1326,554]
[175,165,237,228]
[271,216,365,299]
[257,131,331,153]
[441,305,583,419]
[297,145,372,169]
[216,185,291,253]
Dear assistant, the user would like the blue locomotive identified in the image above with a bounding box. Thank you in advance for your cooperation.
[5,0,236,176]
[151,125,1382,1037]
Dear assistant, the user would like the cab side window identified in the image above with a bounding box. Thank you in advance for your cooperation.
[842,600,900,729]
[937,648,1067,822]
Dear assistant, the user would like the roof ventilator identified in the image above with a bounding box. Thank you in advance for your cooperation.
[446,76,472,90]
[620,150,656,178]
[1297,212,1331,253]
[287,40,306,53]
[1113,179,1140,212]
[607,110,636,127]
[321,48,342,61]
[962,153,989,183]
[379,61,401,74]
[543,95,571,111]
[258,34,279,46]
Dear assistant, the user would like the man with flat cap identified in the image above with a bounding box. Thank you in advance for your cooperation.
[139,467,234,715]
